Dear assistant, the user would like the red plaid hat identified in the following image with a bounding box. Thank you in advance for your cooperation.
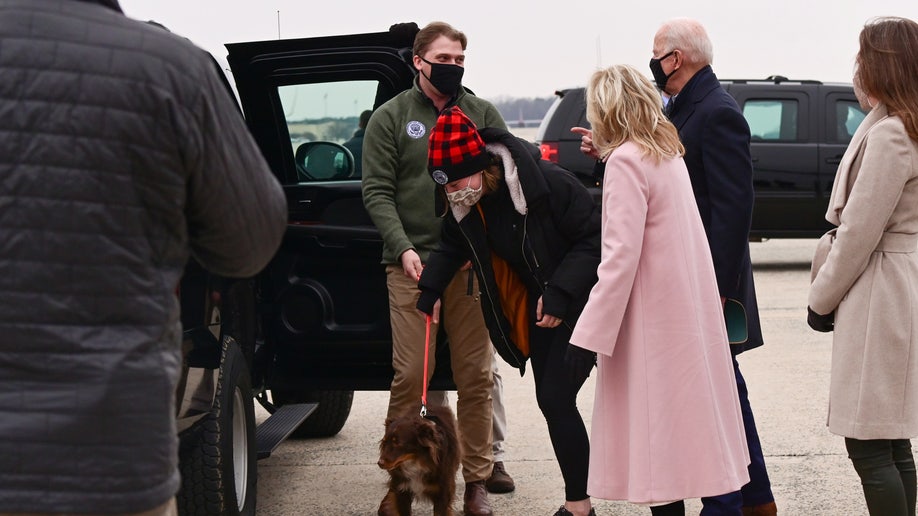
[428,106,490,185]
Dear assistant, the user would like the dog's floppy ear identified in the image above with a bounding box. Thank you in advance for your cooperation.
[418,419,444,466]
[380,418,394,449]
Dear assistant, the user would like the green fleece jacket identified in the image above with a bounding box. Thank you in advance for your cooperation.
[362,81,507,264]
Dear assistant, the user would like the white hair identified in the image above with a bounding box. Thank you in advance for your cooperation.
[658,18,714,66]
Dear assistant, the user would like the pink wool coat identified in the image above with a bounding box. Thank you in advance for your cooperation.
[570,142,750,503]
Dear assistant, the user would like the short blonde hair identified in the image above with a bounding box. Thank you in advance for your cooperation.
[586,64,684,162]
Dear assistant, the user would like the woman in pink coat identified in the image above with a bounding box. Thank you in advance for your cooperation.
[569,65,750,515]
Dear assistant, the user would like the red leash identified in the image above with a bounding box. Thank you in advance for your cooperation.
[420,314,431,417]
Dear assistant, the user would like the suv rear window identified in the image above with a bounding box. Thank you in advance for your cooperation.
[743,99,799,141]
[535,95,563,142]
[835,100,866,143]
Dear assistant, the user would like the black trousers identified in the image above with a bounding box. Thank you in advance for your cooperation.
[845,437,916,516]
[529,322,590,501]
[699,356,769,514]
[650,501,685,516]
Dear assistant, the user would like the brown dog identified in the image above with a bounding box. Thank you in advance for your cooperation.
[377,405,461,515]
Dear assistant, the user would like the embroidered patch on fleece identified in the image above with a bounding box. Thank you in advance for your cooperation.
[406,121,426,139]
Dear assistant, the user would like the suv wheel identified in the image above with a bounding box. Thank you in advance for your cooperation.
[177,339,257,516]
[271,389,353,438]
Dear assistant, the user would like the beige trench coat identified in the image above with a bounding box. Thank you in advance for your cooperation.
[809,104,918,439]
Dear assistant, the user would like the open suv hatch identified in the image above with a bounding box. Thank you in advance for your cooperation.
[175,23,456,516]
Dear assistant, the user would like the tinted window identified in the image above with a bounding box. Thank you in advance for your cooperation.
[836,100,866,143]
[535,94,564,142]
[743,99,799,141]
[278,80,378,184]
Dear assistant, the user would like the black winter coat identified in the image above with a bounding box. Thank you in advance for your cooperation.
[668,66,763,353]
[417,127,601,373]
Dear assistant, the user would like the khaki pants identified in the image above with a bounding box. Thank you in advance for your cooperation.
[431,349,508,461]
[1,498,177,516]
[386,265,494,482]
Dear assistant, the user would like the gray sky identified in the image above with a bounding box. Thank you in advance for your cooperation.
[119,0,917,100]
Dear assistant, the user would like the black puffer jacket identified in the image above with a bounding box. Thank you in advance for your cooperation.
[418,127,601,373]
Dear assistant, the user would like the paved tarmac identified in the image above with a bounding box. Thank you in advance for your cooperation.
[254,238,873,515]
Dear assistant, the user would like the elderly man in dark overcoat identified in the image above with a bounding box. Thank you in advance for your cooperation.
[647,17,775,516]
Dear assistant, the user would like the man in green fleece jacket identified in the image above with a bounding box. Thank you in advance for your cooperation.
[361,21,508,516]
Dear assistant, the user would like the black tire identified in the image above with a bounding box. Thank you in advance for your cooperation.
[271,389,354,438]
[177,340,257,516]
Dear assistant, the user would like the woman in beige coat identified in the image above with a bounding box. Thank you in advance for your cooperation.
[808,16,918,516]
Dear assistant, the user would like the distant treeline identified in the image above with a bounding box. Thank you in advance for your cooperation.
[487,95,556,127]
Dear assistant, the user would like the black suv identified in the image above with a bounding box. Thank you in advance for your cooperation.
[535,78,868,239]
[174,23,459,516]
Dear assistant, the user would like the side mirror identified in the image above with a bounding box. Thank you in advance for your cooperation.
[293,141,356,181]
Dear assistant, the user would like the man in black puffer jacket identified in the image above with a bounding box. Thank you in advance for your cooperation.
[417,107,601,516]
[0,1,287,514]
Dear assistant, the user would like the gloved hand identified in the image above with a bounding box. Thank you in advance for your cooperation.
[388,22,420,42]
[564,344,596,385]
[807,306,835,332]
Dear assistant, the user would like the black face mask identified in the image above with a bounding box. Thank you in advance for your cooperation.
[649,51,676,91]
[419,57,464,97]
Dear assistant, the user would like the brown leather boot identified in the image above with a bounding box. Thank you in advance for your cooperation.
[485,461,516,493]
[463,480,494,516]
[742,501,777,516]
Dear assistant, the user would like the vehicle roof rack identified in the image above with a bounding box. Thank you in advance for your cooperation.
[720,76,823,85]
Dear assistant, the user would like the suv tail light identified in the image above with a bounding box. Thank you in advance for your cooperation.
[540,142,559,163]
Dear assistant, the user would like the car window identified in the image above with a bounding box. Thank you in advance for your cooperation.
[535,94,564,143]
[279,80,378,184]
[743,99,799,142]
[835,100,866,143]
